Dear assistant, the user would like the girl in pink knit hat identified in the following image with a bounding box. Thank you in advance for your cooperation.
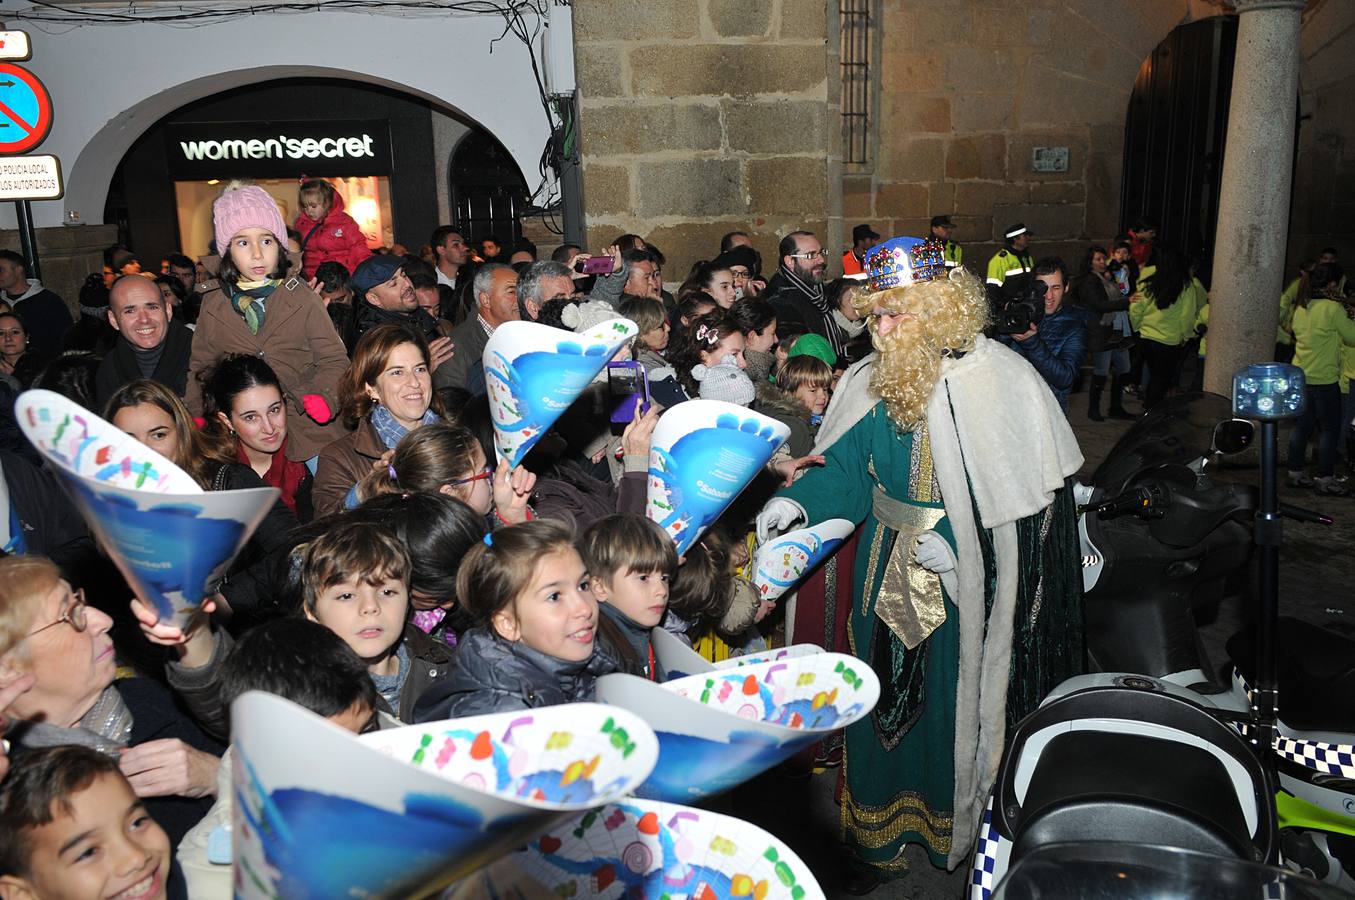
[184,182,350,475]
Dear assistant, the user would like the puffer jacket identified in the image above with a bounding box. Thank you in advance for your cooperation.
[295,191,373,280]
[999,303,1087,410]
[413,627,624,721]
[1072,271,1131,352]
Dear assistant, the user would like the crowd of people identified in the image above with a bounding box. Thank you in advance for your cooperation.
[0,174,1346,898]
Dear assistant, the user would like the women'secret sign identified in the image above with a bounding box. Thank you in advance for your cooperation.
[164,120,393,178]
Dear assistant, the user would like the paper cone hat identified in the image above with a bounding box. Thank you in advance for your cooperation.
[485,317,637,467]
[15,389,278,626]
[231,693,659,899]
[650,627,824,681]
[596,652,879,802]
[752,518,856,602]
[455,797,825,900]
[646,400,790,556]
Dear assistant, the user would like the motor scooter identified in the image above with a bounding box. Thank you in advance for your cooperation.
[970,390,1355,897]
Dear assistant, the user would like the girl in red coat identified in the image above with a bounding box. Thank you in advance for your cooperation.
[295,178,373,279]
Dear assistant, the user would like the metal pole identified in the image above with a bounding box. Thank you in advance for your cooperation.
[14,199,39,282]
[1253,419,1281,764]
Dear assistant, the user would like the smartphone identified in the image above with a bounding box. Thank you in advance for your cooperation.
[607,361,651,434]
[577,255,616,275]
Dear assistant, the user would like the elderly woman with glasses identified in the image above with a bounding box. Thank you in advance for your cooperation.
[0,556,223,847]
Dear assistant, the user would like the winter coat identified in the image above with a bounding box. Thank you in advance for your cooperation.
[294,192,373,280]
[204,461,300,614]
[440,314,492,393]
[635,345,688,408]
[752,384,815,458]
[413,627,623,721]
[999,303,1087,410]
[764,270,836,349]
[94,319,195,408]
[1071,271,1131,353]
[186,277,349,461]
[312,417,385,518]
[0,449,96,573]
[531,459,646,531]
[4,280,73,357]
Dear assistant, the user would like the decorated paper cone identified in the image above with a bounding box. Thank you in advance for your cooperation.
[596,652,879,802]
[752,518,856,603]
[646,400,790,557]
[15,389,278,626]
[650,627,824,680]
[484,317,638,467]
[452,797,826,900]
[231,693,659,900]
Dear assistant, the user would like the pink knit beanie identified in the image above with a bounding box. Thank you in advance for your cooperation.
[213,185,288,255]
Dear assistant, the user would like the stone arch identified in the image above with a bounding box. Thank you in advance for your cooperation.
[14,11,554,229]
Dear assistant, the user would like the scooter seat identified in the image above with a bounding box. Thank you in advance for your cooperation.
[1229,618,1355,733]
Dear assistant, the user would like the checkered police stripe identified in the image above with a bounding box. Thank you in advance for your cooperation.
[970,795,1003,900]
[1232,669,1355,779]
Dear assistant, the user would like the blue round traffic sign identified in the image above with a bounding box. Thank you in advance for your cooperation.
[0,63,52,155]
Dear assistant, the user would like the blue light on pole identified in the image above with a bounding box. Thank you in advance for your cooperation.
[1232,363,1306,421]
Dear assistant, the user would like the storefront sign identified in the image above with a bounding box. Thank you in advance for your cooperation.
[165,120,392,178]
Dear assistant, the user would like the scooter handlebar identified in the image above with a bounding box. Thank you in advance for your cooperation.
[1278,502,1334,526]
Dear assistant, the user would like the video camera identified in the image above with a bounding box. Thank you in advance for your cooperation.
[990,272,1048,335]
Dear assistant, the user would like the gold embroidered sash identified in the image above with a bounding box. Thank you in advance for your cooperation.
[872,487,947,649]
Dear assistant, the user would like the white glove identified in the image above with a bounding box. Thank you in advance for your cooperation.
[756,498,806,543]
[913,530,956,574]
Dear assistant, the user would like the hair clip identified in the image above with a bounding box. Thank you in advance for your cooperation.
[388,464,397,480]
[483,533,494,547]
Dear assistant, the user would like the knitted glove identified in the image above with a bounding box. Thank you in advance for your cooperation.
[301,394,333,424]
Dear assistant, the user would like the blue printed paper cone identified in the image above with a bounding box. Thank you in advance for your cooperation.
[231,693,659,900]
[752,518,856,603]
[596,652,879,802]
[485,317,638,467]
[453,797,826,900]
[646,400,790,556]
[650,627,825,681]
[15,390,278,626]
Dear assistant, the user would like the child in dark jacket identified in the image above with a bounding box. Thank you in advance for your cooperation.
[414,519,623,721]
[580,514,679,681]
[295,179,373,280]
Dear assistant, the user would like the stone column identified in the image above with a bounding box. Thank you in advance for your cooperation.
[1205,0,1306,395]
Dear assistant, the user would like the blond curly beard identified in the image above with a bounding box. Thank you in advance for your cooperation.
[859,269,991,430]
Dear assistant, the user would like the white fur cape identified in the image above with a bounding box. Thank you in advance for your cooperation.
[814,335,1083,868]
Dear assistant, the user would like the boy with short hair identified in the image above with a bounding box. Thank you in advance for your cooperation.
[0,745,182,900]
[579,515,679,681]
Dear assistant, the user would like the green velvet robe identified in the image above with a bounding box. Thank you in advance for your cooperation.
[782,402,1083,872]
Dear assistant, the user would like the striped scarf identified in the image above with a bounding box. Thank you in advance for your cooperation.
[229,278,280,335]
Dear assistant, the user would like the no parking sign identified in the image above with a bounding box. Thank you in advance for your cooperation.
[0,63,53,155]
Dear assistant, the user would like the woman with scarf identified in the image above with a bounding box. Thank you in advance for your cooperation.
[312,323,447,516]
[201,354,313,522]
[0,556,223,848]
[185,183,349,471]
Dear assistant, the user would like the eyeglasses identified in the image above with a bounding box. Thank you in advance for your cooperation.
[29,589,88,637]
[790,250,824,260]
[448,466,492,487]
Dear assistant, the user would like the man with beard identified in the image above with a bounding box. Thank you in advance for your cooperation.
[765,231,844,358]
[347,255,455,380]
[756,236,1085,890]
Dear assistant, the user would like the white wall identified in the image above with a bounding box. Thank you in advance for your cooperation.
[0,5,557,228]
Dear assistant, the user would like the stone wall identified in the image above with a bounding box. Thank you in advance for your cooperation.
[1291,0,1355,266]
[572,0,836,280]
[849,0,1348,274]
[0,224,118,316]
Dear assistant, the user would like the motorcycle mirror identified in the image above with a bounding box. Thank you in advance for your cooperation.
[1211,419,1255,455]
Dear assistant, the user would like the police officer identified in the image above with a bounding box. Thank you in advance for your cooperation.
[986,222,1033,287]
[930,215,963,268]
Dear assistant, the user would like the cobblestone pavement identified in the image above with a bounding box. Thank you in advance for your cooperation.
[733,381,1355,899]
